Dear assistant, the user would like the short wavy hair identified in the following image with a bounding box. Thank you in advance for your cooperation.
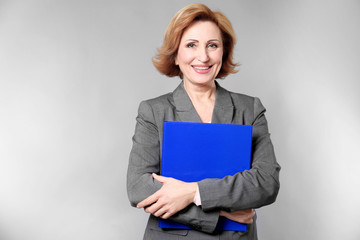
[152,3,239,79]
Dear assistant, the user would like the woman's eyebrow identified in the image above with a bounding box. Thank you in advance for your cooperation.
[185,39,221,42]
[208,39,221,43]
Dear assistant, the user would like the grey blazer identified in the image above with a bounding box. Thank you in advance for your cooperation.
[127,81,280,240]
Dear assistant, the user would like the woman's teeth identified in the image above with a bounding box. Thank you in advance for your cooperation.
[193,66,211,70]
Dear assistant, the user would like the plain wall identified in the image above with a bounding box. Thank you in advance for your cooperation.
[1,0,359,239]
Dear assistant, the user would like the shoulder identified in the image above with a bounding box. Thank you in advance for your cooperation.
[221,86,266,113]
[142,92,173,107]
[138,92,174,113]
[135,91,177,134]
[228,90,255,106]
[136,91,176,126]
[217,84,266,123]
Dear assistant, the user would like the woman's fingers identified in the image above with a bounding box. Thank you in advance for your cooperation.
[220,209,255,224]
[160,211,174,219]
[137,192,159,208]
[137,174,197,218]
[152,173,169,183]
[144,201,163,215]
[143,199,176,219]
[137,174,168,208]
[241,209,254,224]
[142,199,176,219]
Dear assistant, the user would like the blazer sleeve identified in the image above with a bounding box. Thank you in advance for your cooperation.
[127,101,220,233]
[198,97,281,212]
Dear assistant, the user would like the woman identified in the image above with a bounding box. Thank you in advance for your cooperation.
[127,3,280,239]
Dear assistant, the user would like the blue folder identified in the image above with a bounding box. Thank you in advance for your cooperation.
[159,121,253,231]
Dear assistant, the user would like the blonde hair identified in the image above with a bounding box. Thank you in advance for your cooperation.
[152,3,239,79]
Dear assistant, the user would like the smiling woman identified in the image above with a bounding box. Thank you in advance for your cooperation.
[152,4,238,79]
[176,21,223,87]
[127,3,280,240]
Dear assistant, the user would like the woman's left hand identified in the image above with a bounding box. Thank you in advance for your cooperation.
[220,209,255,224]
[137,173,198,219]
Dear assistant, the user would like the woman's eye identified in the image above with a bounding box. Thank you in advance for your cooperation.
[186,43,196,48]
[208,43,218,48]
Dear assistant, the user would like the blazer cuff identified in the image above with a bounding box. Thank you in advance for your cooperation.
[170,205,220,233]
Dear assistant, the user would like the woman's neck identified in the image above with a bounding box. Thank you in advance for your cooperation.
[183,80,216,103]
[183,80,216,123]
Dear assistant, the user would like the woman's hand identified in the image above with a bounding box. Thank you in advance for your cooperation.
[137,173,198,219]
[220,209,255,224]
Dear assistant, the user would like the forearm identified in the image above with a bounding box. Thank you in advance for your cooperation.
[199,164,280,211]
[169,204,220,233]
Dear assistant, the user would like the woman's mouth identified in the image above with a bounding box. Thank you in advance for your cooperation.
[193,66,211,70]
[192,65,213,73]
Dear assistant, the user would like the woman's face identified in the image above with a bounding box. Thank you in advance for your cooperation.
[175,20,223,87]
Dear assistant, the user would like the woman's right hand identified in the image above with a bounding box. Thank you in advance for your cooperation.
[219,209,255,224]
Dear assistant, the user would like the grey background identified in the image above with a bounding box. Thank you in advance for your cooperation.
[1,0,359,239]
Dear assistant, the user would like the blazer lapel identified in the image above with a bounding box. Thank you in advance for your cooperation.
[172,81,234,124]
[173,81,202,123]
[211,81,234,124]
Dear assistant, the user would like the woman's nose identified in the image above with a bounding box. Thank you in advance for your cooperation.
[197,47,209,62]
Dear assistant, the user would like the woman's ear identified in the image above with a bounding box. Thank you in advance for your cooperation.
[175,55,179,65]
